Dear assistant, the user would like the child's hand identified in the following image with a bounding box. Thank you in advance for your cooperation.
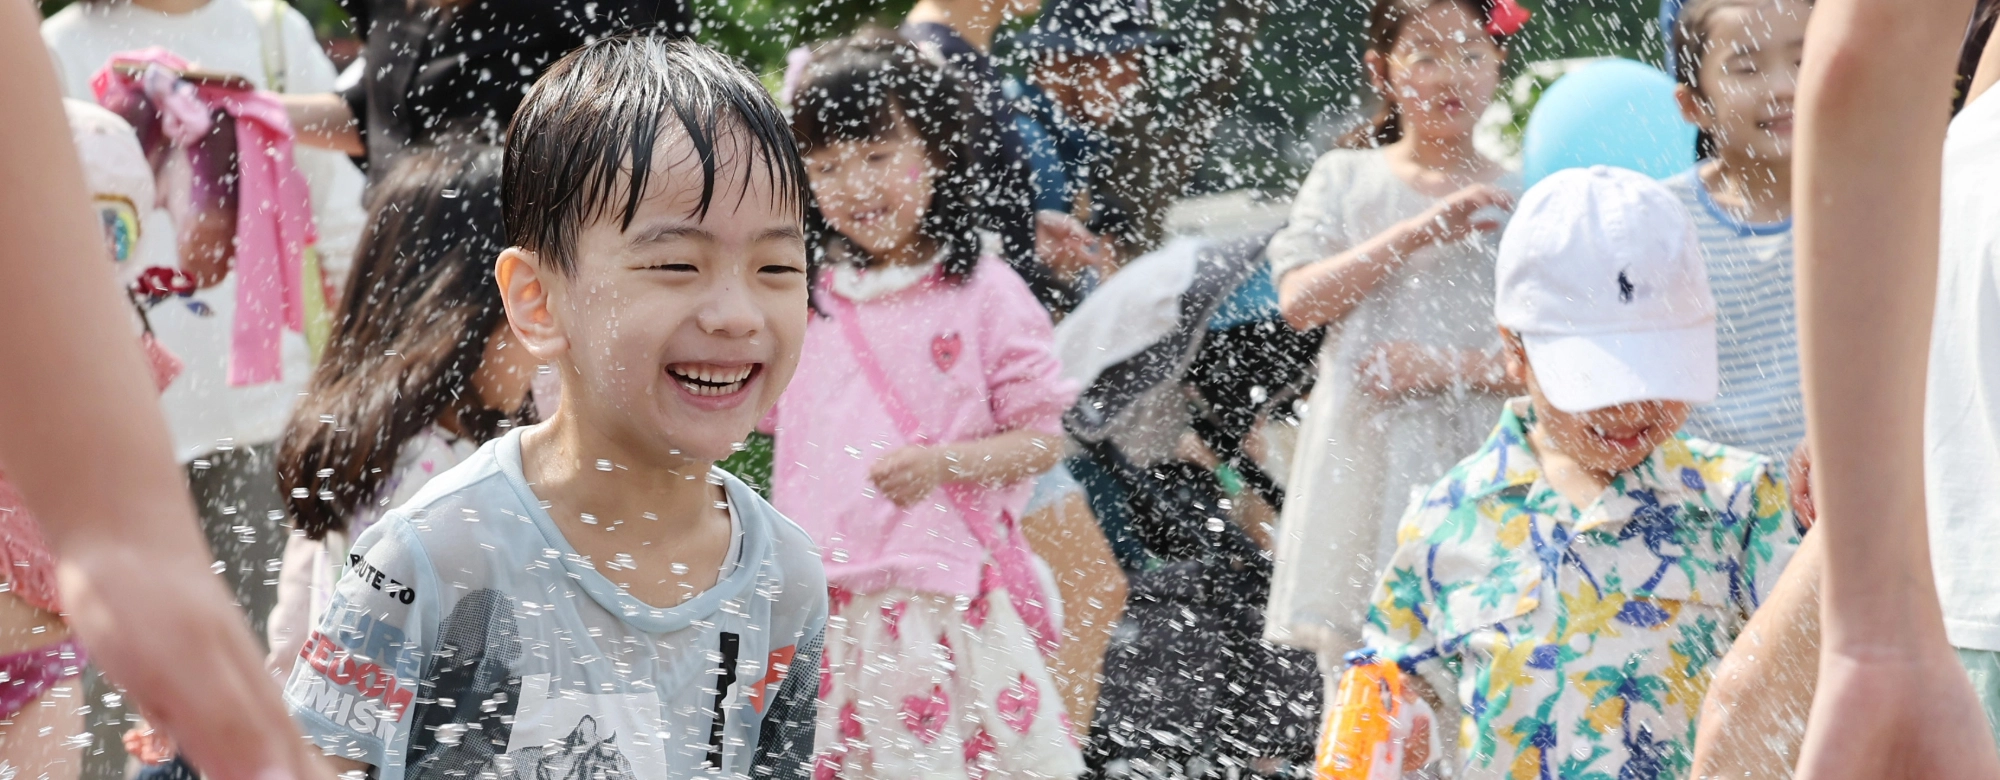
[870,446,948,508]
[1416,184,1514,245]
[122,719,176,765]
[1035,211,1115,280]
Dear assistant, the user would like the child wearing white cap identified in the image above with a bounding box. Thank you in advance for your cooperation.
[1359,166,1805,778]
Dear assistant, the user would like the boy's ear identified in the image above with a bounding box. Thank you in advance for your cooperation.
[496,248,568,363]
[1499,327,1530,387]
[1674,83,1711,128]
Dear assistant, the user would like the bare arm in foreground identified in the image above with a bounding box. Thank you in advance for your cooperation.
[0,4,329,779]
[1791,0,2000,777]
[1691,529,1822,780]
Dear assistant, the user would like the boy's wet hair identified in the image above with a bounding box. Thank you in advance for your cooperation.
[504,35,809,276]
[789,29,981,287]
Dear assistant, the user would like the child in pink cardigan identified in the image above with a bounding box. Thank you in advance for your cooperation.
[772,31,1085,778]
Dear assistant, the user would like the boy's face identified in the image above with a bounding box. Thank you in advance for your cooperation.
[1678,0,1809,164]
[1504,330,1692,475]
[501,127,809,463]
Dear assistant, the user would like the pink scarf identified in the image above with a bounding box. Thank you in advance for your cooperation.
[93,49,316,387]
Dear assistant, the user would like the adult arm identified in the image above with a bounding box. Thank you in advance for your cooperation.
[1690,530,1823,780]
[282,92,364,157]
[0,5,328,780]
[1790,0,2000,777]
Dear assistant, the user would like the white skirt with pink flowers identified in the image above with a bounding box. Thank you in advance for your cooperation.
[813,582,1085,780]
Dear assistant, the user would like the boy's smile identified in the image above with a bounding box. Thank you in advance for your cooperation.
[666,362,760,399]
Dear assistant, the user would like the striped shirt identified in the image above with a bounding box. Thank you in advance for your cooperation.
[1664,168,1804,459]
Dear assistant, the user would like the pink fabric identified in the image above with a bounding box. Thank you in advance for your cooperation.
[0,639,87,719]
[769,257,1078,603]
[94,49,317,387]
[0,480,61,615]
[821,290,1061,655]
[0,336,179,616]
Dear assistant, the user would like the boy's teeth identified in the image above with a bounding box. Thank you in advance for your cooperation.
[670,364,753,395]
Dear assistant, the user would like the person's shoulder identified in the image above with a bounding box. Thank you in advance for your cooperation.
[1306,147,1385,178]
[385,441,532,548]
[39,2,108,46]
[967,255,1045,306]
[1667,433,1784,502]
[722,470,820,563]
[1661,166,1706,200]
[720,470,827,599]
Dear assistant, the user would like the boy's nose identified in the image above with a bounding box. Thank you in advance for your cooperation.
[697,281,765,337]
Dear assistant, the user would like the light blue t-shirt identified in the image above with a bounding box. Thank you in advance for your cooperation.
[283,425,827,780]
[1665,168,1804,460]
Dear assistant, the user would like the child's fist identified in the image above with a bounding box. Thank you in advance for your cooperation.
[870,446,947,508]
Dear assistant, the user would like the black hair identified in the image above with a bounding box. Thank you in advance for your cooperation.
[1341,0,1515,149]
[503,34,809,276]
[1672,0,1813,159]
[1957,0,2000,114]
[788,29,981,287]
[280,144,526,541]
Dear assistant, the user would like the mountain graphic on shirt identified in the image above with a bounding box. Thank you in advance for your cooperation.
[505,715,636,780]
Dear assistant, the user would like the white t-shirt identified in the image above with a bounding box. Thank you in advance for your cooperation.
[42,0,367,459]
[282,426,828,780]
[1927,88,2000,653]
[266,426,481,675]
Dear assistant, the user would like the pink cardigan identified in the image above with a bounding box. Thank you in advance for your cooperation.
[768,257,1078,597]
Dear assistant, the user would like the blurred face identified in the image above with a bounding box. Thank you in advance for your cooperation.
[1373,1,1504,142]
[1032,50,1146,129]
[499,128,809,463]
[1677,0,1808,164]
[1504,332,1691,475]
[804,121,936,263]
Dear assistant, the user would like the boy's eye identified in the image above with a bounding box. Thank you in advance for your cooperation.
[760,263,806,275]
[866,152,891,164]
[647,262,699,273]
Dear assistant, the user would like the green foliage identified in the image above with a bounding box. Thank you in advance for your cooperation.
[718,432,776,498]
[696,0,918,81]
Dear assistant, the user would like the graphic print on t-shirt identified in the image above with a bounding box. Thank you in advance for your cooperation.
[404,588,522,780]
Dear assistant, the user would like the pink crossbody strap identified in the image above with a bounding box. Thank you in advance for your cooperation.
[824,292,1061,654]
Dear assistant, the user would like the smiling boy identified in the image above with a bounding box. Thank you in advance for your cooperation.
[282,37,827,780]
[1361,167,1804,779]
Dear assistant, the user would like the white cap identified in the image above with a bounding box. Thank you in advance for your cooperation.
[1494,165,1716,413]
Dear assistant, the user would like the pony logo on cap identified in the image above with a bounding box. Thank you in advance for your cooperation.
[1618,270,1636,303]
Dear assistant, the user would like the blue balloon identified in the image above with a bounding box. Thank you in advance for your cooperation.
[1521,59,1696,188]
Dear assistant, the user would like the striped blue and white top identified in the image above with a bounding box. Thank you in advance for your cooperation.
[1665,168,1804,460]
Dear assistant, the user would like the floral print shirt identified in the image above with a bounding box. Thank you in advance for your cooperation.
[1364,400,1804,780]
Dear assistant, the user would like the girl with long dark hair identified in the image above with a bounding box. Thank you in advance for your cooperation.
[265,144,534,673]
